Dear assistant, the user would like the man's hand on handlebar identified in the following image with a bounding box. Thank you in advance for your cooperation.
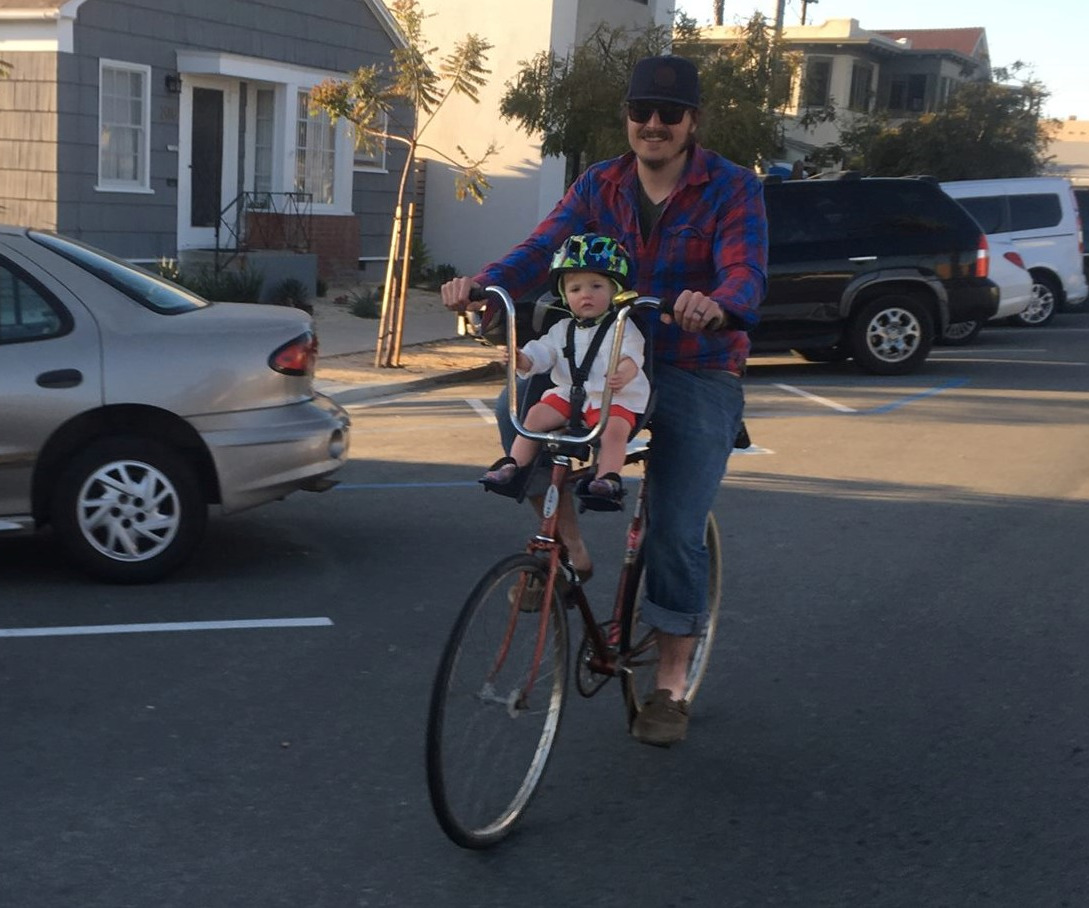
[440,276,485,313]
[661,289,725,333]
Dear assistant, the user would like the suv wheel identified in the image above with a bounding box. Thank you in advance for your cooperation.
[1010,274,1059,327]
[938,320,983,346]
[51,436,208,584]
[849,294,934,375]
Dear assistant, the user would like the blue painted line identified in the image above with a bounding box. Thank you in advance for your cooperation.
[861,377,969,414]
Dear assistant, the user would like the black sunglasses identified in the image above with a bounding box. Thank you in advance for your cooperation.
[627,101,689,126]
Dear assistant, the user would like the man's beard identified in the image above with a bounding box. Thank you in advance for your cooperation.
[637,133,695,171]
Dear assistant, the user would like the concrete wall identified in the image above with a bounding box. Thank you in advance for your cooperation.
[0,53,59,229]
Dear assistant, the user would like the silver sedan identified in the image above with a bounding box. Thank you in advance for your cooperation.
[0,226,350,583]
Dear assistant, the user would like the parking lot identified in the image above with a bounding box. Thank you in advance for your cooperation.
[3,317,1089,907]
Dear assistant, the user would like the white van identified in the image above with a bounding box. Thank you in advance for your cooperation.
[941,177,1088,326]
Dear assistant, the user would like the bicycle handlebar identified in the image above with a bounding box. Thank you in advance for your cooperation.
[470,286,665,451]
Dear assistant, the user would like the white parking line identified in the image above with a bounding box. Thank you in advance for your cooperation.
[467,398,497,423]
[0,617,334,638]
[774,383,857,413]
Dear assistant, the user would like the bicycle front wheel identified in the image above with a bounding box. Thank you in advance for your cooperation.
[620,513,722,722]
[426,553,569,849]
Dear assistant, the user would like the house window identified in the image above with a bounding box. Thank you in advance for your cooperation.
[254,89,275,194]
[98,60,151,192]
[907,74,928,112]
[803,58,832,108]
[353,112,388,171]
[848,63,873,112]
[295,90,336,204]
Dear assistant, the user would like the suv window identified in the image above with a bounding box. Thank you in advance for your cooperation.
[0,259,69,343]
[1009,194,1062,231]
[766,181,965,246]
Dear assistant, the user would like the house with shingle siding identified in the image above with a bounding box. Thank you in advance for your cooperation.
[0,0,412,284]
[695,18,992,166]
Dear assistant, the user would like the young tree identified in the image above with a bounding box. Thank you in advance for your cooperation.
[311,0,495,367]
[813,64,1056,180]
[499,21,671,183]
[499,14,798,182]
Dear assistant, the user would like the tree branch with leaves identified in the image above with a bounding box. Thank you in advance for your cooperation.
[310,0,495,366]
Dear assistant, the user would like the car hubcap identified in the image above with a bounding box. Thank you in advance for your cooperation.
[77,460,180,562]
[1021,283,1055,324]
[866,307,922,362]
[944,321,978,341]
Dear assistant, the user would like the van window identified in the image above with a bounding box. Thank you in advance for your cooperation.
[956,196,1005,233]
[1008,194,1062,231]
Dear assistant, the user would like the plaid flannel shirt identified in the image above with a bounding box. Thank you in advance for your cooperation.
[474,145,768,374]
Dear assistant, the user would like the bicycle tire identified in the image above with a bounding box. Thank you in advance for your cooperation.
[426,553,569,849]
[620,513,722,724]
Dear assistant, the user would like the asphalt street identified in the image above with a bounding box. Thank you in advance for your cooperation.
[3,316,1089,907]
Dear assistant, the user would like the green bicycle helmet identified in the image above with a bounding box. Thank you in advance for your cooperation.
[549,234,633,303]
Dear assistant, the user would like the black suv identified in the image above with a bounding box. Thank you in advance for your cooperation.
[754,177,999,374]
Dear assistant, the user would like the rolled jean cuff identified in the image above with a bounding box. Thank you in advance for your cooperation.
[639,595,707,636]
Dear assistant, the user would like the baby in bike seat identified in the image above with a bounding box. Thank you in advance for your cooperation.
[480,234,651,511]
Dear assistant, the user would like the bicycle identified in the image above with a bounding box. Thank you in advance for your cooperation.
[425,285,723,850]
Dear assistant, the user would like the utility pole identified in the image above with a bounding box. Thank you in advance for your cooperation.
[801,0,818,26]
[773,0,786,33]
[713,0,724,26]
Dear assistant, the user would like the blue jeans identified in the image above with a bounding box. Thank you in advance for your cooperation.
[496,365,744,636]
[641,364,743,635]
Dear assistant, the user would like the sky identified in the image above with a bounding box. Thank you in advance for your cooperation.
[674,0,1087,120]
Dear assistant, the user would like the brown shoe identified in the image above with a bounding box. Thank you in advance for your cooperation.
[631,689,689,747]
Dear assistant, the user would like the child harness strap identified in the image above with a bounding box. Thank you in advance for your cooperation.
[562,310,619,431]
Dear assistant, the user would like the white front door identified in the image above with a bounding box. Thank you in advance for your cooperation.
[177,77,240,251]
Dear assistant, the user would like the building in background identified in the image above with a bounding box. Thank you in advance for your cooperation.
[414,0,671,277]
[1048,119,1089,186]
[0,0,411,288]
[694,18,991,167]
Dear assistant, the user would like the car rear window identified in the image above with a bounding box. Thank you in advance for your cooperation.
[28,231,209,314]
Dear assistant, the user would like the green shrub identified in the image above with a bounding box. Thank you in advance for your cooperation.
[272,277,312,314]
[346,285,383,319]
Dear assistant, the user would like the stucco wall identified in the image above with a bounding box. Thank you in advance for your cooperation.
[416,0,670,278]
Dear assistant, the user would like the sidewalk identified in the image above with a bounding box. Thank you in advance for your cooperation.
[312,286,502,404]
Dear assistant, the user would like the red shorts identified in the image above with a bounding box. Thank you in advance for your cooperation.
[541,393,639,430]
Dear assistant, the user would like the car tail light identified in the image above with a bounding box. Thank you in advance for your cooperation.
[975,233,990,278]
[1004,250,1026,269]
[270,331,318,376]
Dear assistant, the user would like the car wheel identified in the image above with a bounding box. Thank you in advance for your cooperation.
[937,319,983,346]
[792,346,850,363]
[51,436,207,584]
[848,294,934,375]
[1011,274,1059,327]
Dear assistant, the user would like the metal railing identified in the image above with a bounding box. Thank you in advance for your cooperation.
[214,191,313,273]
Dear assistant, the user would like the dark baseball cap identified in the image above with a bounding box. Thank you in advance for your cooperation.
[625,55,700,108]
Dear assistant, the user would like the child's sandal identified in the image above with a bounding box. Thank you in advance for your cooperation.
[576,472,625,512]
[479,457,531,499]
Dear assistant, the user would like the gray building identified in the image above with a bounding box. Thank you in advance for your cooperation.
[0,0,411,282]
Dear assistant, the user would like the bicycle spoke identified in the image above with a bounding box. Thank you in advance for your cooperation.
[427,555,568,848]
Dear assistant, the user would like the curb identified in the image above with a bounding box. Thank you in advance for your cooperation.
[320,361,503,405]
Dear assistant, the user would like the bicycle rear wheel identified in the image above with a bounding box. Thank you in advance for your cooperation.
[426,553,569,849]
[620,513,722,723]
